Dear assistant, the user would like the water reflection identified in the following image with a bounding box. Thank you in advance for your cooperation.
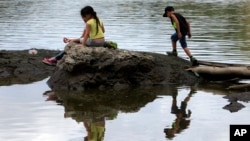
[43,87,161,140]
[164,86,195,139]
[43,83,250,140]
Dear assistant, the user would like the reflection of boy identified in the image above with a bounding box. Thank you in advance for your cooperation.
[171,93,191,118]
[164,91,192,139]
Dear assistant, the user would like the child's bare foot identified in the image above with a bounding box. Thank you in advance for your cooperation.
[63,37,70,43]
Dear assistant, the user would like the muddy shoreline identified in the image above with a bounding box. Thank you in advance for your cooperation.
[1,49,249,112]
[0,49,59,85]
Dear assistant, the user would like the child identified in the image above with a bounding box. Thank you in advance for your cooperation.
[43,6,117,65]
[163,6,198,66]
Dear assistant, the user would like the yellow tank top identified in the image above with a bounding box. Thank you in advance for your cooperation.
[87,18,104,39]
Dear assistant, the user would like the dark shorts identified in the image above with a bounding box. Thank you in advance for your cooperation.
[171,33,187,48]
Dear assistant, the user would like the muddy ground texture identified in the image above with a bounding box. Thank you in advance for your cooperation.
[0,49,59,85]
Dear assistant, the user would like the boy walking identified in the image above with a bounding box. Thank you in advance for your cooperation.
[163,6,198,66]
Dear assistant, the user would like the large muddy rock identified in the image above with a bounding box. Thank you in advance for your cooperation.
[0,49,59,85]
[47,42,199,91]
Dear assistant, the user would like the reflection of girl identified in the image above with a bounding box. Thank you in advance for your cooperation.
[42,6,117,66]
[84,118,105,141]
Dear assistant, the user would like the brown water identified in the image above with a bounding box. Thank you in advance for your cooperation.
[0,0,250,141]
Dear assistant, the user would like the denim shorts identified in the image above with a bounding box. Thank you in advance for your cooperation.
[171,33,187,48]
[80,38,104,47]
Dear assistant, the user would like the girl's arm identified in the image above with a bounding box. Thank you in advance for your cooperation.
[81,29,86,38]
[82,23,91,46]
[63,28,85,43]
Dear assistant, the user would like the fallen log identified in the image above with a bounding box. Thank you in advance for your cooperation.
[228,84,250,91]
[197,60,249,67]
[186,66,250,81]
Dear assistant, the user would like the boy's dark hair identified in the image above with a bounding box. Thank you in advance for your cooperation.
[81,6,101,35]
[163,6,174,17]
[165,6,174,12]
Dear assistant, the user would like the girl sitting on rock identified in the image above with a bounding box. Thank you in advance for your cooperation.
[43,5,117,65]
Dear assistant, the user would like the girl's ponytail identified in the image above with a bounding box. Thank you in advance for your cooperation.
[80,6,101,35]
[93,11,101,35]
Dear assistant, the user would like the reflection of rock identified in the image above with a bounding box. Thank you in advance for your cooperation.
[223,101,245,113]
[193,82,250,112]
[47,42,199,91]
[54,86,174,122]
[223,92,250,112]
[196,82,232,95]
[223,92,250,103]
[0,49,59,85]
